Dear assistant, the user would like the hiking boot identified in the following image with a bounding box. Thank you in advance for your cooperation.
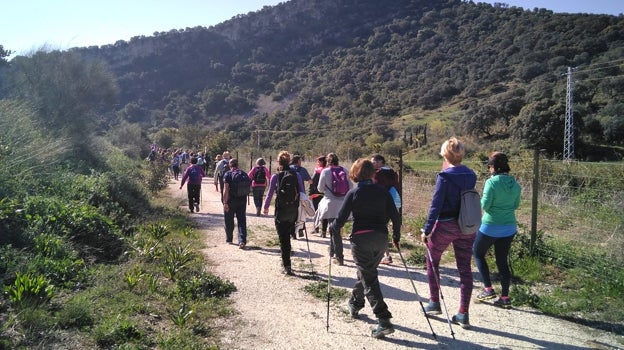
[371,318,394,339]
[298,229,305,237]
[380,255,393,265]
[238,243,246,249]
[256,208,261,216]
[424,301,442,315]
[333,257,344,266]
[452,312,470,329]
[194,202,200,212]
[348,303,363,319]
[493,297,512,309]
[283,267,294,276]
[476,288,497,301]
[321,232,327,238]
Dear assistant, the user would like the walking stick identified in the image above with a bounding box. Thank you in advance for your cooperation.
[302,223,315,277]
[326,249,332,332]
[397,247,437,340]
[425,245,455,339]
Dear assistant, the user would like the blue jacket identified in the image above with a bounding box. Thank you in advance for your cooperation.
[423,165,477,234]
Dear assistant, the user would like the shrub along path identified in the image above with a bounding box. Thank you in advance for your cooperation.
[169,178,623,349]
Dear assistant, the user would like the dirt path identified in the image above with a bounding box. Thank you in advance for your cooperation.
[169,179,623,350]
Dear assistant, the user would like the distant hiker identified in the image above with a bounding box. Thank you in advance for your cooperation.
[222,158,251,249]
[180,149,191,173]
[196,151,206,172]
[248,158,270,216]
[263,151,305,275]
[315,152,352,266]
[371,154,401,265]
[213,154,222,191]
[179,156,205,213]
[473,152,521,308]
[308,156,327,236]
[170,150,181,181]
[290,155,312,184]
[214,151,231,203]
[289,154,313,238]
[421,137,477,329]
[330,158,401,338]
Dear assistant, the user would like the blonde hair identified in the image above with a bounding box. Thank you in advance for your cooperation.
[440,137,465,165]
[277,150,291,171]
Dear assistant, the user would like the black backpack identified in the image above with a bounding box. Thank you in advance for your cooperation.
[253,166,267,185]
[275,170,299,223]
[229,169,252,198]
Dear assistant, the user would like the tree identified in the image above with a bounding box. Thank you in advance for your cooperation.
[510,99,565,155]
[6,50,118,148]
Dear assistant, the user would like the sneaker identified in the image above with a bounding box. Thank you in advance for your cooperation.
[321,232,327,238]
[333,257,344,266]
[476,288,497,301]
[348,303,363,319]
[380,256,392,265]
[451,312,470,329]
[371,318,394,338]
[238,243,245,249]
[283,267,294,276]
[256,208,261,216]
[493,297,512,309]
[298,229,305,238]
[194,202,200,212]
[424,301,442,315]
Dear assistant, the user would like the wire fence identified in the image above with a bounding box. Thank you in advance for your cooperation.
[401,157,624,280]
[235,150,624,278]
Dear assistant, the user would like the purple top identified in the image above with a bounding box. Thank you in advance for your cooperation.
[263,170,305,210]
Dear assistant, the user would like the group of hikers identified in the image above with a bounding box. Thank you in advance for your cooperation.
[173,137,521,339]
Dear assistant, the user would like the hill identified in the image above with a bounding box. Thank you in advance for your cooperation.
[9,0,624,159]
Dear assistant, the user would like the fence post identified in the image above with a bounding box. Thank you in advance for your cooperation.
[530,148,540,256]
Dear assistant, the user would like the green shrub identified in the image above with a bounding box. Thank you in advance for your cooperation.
[5,272,54,308]
[176,272,236,300]
[56,296,95,329]
[162,243,195,281]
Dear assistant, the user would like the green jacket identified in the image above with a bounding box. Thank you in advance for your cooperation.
[481,174,521,225]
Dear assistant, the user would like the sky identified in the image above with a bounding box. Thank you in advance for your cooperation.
[2,0,622,58]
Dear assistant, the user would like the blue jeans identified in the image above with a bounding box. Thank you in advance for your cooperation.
[349,232,392,319]
[473,231,515,297]
[224,198,247,244]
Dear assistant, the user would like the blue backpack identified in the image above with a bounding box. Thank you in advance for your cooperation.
[230,170,252,198]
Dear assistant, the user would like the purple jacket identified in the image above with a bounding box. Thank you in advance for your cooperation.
[180,164,205,187]
[423,164,476,234]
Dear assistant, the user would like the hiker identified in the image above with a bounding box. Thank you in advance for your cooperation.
[179,156,205,213]
[222,158,250,249]
[263,151,305,275]
[213,154,222,191]
[421,137,477,329]
[315,153,352,266]
[180,149,191,173]
[330,158,401,339]
[290,154,312,238]
[371,154,401,265]
[214,151,231,203]
[473,152,521,308]
[170,150,181,181]
[308,156,328,236]
[248,157,270,216]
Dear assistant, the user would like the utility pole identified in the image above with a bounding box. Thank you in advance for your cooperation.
[563,67,575,161]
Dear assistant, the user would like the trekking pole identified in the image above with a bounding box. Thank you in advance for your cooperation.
[397,247,437,340]
[302,223,315,277]
[425,245,455,339]
[326,249,332,332]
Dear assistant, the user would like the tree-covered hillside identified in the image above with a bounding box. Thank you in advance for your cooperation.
[4,0,624,159]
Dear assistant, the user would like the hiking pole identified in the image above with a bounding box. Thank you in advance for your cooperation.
[326,247,332,332]
[302,223,316,278]
[425,245,455,339]
[397,247,437,340]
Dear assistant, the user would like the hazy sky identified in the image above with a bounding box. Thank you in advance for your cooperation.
[1,0,622,57]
